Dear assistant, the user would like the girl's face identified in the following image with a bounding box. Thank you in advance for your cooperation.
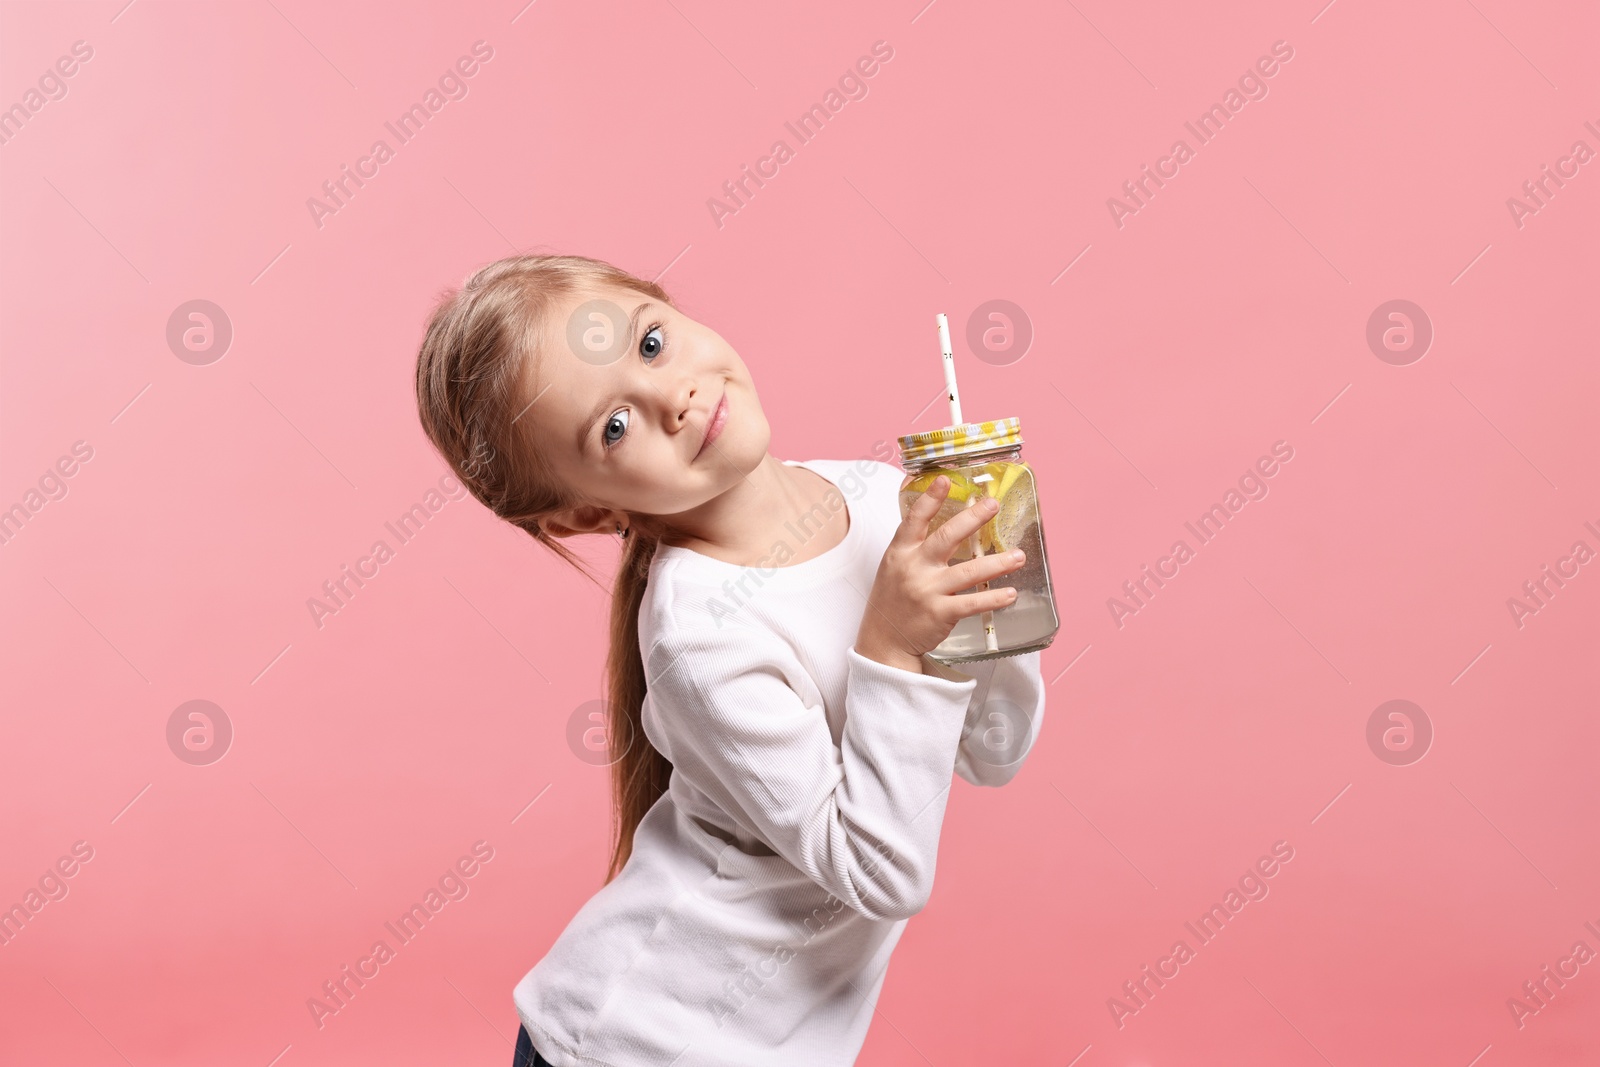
[527,283,771,533]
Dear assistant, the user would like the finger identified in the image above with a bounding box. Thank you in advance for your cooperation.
[926,494,1000,561]
[947,584,1020,619]
[895,475,951,545]
[942,548,1026,592]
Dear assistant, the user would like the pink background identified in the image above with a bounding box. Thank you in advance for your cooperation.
[3,1,1597,1064]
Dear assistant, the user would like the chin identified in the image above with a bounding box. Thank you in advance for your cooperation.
[732,426,772,472]
[737,407,772,454]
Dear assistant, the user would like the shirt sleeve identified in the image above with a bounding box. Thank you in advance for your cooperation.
[921,650,1047,788]
[642,624,981,922]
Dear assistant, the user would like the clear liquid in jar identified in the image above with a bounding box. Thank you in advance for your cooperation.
[897,471,1059,664]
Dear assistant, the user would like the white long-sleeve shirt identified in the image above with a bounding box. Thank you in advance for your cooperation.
[514,457,1047,1067]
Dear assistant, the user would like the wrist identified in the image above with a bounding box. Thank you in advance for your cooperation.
[854,638,926,677]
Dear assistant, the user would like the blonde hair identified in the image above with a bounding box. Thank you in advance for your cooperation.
[413,252,675,884]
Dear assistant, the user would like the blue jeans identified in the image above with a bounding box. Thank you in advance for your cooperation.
[513,1024,556,1067]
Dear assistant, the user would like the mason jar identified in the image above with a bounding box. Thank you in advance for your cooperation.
[897,417,1060,665]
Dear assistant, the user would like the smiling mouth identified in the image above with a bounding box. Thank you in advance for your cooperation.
[696,392,728,459]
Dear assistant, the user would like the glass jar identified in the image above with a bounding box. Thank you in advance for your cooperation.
[897,417,1060,665]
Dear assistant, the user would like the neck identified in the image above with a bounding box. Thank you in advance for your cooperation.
[656,455,836,567]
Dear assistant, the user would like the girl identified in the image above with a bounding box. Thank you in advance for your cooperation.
[413,253,1046,1066]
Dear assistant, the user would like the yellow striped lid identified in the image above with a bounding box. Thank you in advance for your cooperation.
[897,417,1022,468]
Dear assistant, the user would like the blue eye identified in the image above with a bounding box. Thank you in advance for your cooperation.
[601,410,627,449]
[640,323,664,359]
[600,323,666,452]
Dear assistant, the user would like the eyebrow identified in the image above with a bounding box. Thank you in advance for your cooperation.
[575,301,654,457]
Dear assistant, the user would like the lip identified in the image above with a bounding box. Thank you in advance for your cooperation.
[695,391,728,460]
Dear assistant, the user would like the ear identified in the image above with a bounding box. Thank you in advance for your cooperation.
[538,505,627,540]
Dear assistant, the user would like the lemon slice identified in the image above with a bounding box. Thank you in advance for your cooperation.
[905,468,979,502]
[978,462,1031,555]
[904,464,1031,557]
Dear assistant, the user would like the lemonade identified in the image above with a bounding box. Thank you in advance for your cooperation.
[902,460,1035,557]
[896,416,1059,664]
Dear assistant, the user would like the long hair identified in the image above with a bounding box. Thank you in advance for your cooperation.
[413,252,676,884]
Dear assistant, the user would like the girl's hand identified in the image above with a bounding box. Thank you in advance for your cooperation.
[855,475,1026,673]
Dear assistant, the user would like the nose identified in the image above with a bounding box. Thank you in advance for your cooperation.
[658,375,696,432]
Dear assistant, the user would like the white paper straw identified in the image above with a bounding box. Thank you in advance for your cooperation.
[937,313,962,426]
[934,312,999,652]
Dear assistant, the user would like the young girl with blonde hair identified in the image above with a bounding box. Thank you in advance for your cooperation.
[413,252,1046,1066]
